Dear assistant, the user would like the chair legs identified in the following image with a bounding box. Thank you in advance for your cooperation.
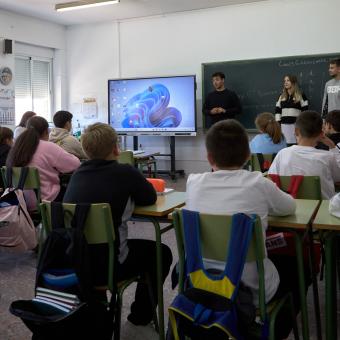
[268,293,299,340]
[113,275,159,340]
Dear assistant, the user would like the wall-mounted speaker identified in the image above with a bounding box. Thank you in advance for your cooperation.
[4,39,12,54]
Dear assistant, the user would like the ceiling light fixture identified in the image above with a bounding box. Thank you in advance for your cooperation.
[55,0,119,12]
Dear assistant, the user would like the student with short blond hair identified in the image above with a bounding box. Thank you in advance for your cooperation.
[63,123,172,326]
[250,112,287,154]
[81,122,117,159]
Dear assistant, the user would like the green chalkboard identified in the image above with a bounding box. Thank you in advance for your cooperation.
[202,53,340,130]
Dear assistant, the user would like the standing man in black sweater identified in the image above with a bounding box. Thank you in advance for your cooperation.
[63,123,172,326]
[203,72,242,127]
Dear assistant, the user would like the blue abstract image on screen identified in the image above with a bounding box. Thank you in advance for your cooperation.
[121,84,182,128]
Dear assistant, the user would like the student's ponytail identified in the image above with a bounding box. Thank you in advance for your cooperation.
[255,112,283,145]
[6,128,40,167]
[6,116,48,167]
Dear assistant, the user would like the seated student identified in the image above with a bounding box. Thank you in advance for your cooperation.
[14,111,36,140]
[268,110,340,199]
[0,127,13,167]
[250,112,287,154]
[63,123,172,326]
[316,110,340,150]
[6,116,80,202]
[186,119,297,339]
[49,110,87,159]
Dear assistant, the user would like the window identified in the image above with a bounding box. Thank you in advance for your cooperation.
[15,56,52,124]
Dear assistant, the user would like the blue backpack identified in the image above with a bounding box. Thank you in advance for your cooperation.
[168,210,258,340]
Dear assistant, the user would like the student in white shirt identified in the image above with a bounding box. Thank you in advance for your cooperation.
[186,119,297,339]
[268,111,340,199]
[330,193,340,217]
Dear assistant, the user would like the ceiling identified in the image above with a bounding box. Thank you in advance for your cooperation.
[0,0,266,26]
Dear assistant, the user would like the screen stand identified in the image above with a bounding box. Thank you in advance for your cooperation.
[155,136,185,180]
[133,136,139,151]
[132,136,185,180]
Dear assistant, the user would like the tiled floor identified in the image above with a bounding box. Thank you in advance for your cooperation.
[0,175,339,339]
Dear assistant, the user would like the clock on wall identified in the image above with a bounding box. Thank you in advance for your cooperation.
[0,67,13,86]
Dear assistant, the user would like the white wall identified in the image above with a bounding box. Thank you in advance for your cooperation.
[0,9,66,123]
[66,0,340,174]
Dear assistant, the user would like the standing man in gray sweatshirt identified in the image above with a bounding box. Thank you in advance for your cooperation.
[322,58,340,118]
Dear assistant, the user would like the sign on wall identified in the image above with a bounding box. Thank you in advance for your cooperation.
[0,66,15,125]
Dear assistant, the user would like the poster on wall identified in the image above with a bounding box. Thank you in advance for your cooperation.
[82,97,98,119]
[0,66,15,125]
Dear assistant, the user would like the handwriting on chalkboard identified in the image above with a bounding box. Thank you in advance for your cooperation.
[278,58,331,68]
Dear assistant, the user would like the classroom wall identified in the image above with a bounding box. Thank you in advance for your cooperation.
[0,9,66,124]
[66,0,340,174]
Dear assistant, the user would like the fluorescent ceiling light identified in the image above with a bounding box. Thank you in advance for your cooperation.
[55,0,119,12]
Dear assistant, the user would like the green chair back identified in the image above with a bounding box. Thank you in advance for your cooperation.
[1,166,42,206]
[250,153,276,172]
[267,175,322,200]
[117,151,134,165]
[172,209,266,317]
[40,201,116,291]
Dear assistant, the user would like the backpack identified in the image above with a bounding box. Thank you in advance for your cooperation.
[9,202,114,340]
[168,210,258,340]
[0,167,37,251]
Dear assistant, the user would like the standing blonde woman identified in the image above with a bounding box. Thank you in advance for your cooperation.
[275,75,308,145]
[250,112,287,153]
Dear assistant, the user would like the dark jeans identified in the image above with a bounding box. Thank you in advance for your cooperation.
[117,239,173,321]
[269,254,312,339]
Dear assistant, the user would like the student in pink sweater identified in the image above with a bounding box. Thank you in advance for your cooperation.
[6,116,80,202]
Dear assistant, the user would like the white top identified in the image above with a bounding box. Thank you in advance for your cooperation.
[329,193,340,218]
[186,169,296,305]
[268,145,340,199]
[13,126,26,140]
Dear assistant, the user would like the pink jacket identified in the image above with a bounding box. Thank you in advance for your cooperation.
[28,140,80,201]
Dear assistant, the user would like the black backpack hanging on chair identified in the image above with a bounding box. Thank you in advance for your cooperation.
[9,202,114,340]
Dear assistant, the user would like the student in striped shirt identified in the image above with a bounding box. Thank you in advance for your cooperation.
[275,75,308,145]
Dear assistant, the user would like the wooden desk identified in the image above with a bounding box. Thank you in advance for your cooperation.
[134,191,186,217]
[313,200,340,340]
[268,199,320,229]
[133,191,185,340]
[133,151,160,160]
[268,199,321,340]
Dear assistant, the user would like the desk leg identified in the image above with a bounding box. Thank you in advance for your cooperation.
[294,232,309,340]
[151,217,166,340]
[307,225,322,340]
[325,233,337,340]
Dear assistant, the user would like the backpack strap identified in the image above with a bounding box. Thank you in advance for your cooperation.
[256,153,266,173]
[226,213,255,300]
[51,202,66,230]
[6,167,13,188]
[71,204,91,231]
[256,154,276,173]
[6,167,29,190]
[17,167,29,190]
